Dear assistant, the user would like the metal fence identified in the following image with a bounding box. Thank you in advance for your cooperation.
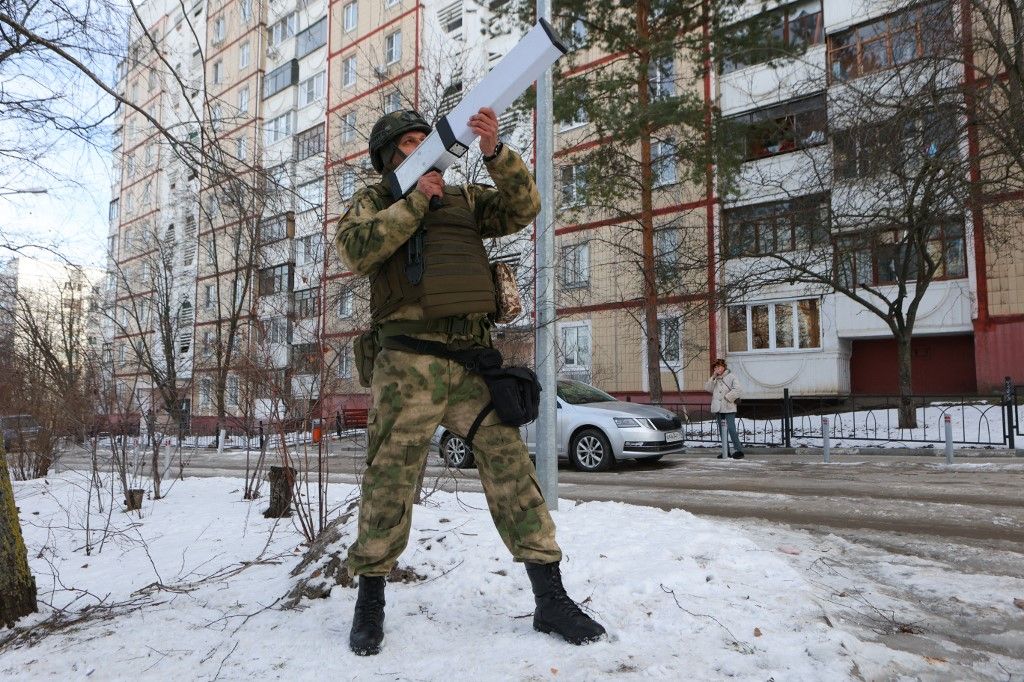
[658,377,1021,450]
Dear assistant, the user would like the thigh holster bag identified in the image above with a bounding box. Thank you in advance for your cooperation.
[380,335,541,447]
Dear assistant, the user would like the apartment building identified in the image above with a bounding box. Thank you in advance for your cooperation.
[105,0,204,425]
[108,0,537,429]
[715,0,1024,397]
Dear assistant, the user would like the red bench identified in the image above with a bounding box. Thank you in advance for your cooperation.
[341,408,369,429]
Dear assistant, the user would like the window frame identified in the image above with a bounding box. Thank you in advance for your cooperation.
[727,298,823,353]
[722,193,831,258]
[560,241,590,289]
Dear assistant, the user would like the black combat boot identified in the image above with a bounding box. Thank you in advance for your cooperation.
[524,562,606,645]
[349,575,386,656]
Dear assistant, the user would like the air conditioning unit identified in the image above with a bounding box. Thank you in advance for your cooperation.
[374,65,389,80]
[267,46,281,61]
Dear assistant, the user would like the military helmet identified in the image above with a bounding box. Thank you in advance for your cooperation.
[368,110,431,172]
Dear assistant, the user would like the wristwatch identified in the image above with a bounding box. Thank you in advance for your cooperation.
[482,141,504,162]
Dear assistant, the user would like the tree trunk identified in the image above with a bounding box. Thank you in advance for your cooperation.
[896,334,918,429]
[151,438,162,500]
[264,465,295,518]
[0,442,38,627]
[637,1,663,403]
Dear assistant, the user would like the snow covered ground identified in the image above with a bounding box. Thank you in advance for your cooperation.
[3,473,1022,681]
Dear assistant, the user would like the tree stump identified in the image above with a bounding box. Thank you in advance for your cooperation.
[125,488,144,511]
[264,466,296,518]
[0,442,38,627]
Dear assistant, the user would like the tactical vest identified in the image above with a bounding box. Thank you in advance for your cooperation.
[368,184,496,322]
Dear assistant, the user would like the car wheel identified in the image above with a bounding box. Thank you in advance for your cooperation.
[440,432,475,469]
[570,428,614,472]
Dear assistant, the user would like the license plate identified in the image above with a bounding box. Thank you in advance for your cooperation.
[665,431,682,442]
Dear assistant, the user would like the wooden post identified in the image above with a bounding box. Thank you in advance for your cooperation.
[0,441,38,627]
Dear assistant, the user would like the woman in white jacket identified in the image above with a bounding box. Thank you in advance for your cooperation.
[704,359,744,459]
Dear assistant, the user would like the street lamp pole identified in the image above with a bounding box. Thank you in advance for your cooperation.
[535,0,558,510]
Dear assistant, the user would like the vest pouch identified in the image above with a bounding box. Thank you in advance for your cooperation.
[354,330,380,388]
[480,366,541,428]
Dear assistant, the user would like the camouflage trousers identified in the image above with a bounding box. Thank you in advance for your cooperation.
[347,343,562,577]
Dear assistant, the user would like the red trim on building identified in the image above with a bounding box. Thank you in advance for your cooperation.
[702,3,718,363]
[558,293,705,317]
[555,198,709,236]
[553,136,612,159]
[327,67,418,114]
[327,6,418,59]
[561,51,628,78]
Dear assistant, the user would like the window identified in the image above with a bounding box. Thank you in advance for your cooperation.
[829,1,953,82]
[296,18,327,58]
[654,227,682,284]
[723,194,830,257]
[238,86,250,113]
[213,16,226,44]
[566,17,587,48]
[212,60,223,85]
[385,30,402,65]
[833,106,958,180]
[337,344,352,379]
[241,0,253,23]
[125,153,136,178]
[299,71,325,106]
[723,0,823,73]
[109,199,119,222]
[652,138,677,186]
[202,330,215,358]
[559,91,588,130]
[560,163,586,206]
[384,90,401,113]
[338,286,354,317]
[260,214,290,243]
[234,136,248,161]
[342,111,357,142]
[148,69,157,91]
[264,60,299,99]
[293,288,318,318]
[343,55,357,87]
[295,124,325,160]
[560,242,589,288]
[266,112,293,143]
[343,2,358,32]
[269,13,296,47]
[297,179,324,212]
[658,316,681,364]
[340,169,356,200]
[728,299,821,352]
[837,219,967,287]
[239,41,251,69]
[291,343,320,373]
[261,318,290,344]
[648,57,675,100]
[560,323,591,369]
[200,377,213,406]
[439,76,463,117]
[731,94,827,161]
[259,264,293,295]
[438,2,462,34]
[210,104,223,131]
[295,233,323,266]
[227,376,239,407]
[204,283,215,309]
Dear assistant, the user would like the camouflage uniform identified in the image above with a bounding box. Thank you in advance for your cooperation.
[336,147,561,577]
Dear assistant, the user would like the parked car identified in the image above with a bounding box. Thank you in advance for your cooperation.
[434,380,685,472]
[1,414,42,452]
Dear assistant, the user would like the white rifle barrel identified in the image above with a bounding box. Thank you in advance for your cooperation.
[384,18,568,198]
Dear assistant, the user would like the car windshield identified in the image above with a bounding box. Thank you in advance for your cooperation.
[557,380,617,405]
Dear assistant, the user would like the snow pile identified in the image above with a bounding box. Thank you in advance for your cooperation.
[3,475,921,680]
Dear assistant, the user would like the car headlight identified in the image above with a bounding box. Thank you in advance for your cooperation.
[613,417,642,428]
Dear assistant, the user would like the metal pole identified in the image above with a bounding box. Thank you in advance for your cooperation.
[783,388,791,448]
[719,417,729,460]
[1005,376,1016,451]
[944,414,954,464]
[822,416,830,463]
[534,0,558,509]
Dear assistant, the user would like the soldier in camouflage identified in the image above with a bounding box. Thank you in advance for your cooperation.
[336,108,606,655]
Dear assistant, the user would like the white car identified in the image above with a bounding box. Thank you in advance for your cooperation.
[434,380,685,472]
